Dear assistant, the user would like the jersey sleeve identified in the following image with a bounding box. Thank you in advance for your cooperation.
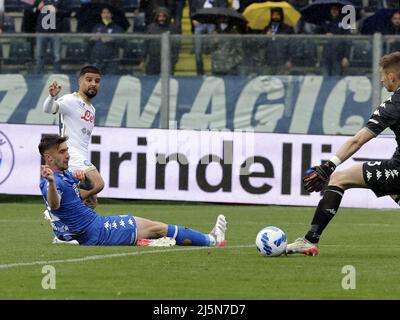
[365,95,400,135]
[66,170,80,184]
[55,94,73,117]
[40,177,64,203]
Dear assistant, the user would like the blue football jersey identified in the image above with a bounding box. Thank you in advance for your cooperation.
[40,170,97,235]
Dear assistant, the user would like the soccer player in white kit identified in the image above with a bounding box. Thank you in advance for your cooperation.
[43,66,104,209]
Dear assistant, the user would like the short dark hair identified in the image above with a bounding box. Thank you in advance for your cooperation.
[38,135,68,157]
[380,52,400,77]
[79,65,101,77]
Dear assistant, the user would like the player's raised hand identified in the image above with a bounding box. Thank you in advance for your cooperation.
[49,81,61,97]
[73,170,86,182]
[303,161,336,192]
[41,165,55,182]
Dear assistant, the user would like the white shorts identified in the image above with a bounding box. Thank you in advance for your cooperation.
[68,149,97,173]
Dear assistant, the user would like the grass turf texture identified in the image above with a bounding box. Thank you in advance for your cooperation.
[0,201,399,300]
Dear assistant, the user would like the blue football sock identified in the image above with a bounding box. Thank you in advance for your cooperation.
[167,225,211,246]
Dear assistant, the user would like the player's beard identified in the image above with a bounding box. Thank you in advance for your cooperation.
[54,158,69,171]
[85,88,98,99]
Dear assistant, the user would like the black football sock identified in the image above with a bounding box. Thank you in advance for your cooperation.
[305,186,344,244]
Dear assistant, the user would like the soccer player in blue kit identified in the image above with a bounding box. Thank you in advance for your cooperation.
[39,135,227,246]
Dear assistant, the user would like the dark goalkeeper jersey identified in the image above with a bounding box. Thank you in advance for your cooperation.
[365,89,400,160]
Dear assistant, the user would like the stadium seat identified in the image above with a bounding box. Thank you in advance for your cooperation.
[133,14,146,33]
[4,0,25,12]
[122,40,144,66]
[384,0,399,8]
[385,39,400,54]
[291,40,318,68]
[348,0,363,7]
[363,0,384,12]
[2,15,15,33]
[2,40,33,73]
[349,41,372,68]
[123,0,139,12]
[63,42,89,64]
[4,40,33,64]
[66,0,81,12]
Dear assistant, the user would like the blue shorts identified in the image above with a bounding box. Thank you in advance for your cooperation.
[51,220,75,242]
[74,215,138,246]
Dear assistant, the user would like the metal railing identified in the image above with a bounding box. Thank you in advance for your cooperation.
[0,33,398,129]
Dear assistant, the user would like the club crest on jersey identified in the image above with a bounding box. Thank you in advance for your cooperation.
[0,131,15,185]
[84,160,93,167]
[81,110,95,123]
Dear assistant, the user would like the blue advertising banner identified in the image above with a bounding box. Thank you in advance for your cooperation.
[0,75,389,135]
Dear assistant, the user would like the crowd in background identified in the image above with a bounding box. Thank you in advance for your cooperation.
[0,0,399,76]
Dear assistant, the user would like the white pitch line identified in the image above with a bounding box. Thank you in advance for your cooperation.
[0,244,254,270]
[2,242,400,270]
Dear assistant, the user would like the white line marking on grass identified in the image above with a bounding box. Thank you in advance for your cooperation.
[0,245,254,270]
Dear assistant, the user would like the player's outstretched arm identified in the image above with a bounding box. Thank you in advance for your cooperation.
[43,81,62,114]
[303,127,375,192]
[334,127,375,164]
[41,165,61,210]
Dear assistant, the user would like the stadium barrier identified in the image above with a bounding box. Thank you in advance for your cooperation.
[0,123,397,209]
[0,74,393,135]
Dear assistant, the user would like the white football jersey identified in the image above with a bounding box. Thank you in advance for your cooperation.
[55,92,95,158]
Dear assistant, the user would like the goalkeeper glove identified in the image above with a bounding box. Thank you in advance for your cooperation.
[303,161,336,193]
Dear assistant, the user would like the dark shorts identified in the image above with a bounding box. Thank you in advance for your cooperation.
[363,159,400,197]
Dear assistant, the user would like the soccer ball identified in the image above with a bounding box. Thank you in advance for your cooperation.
[255,226,287,257]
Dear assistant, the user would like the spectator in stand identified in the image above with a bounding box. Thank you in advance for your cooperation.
[90,5,124,74]
[317,4,351,76]
[140,0,176,26]
[141,7,180,75]
[263,7,294,75]
[22,2,40,61]
[384,10,400,35]
[174,0,186,32]
[34,0,70,74]
[77,1,130,33]
[23,2,40,33]
[384,11,400,53]
[76,0,99,33]
[210,18,244,76]
[190,0,227,75]
[94,0,130,30]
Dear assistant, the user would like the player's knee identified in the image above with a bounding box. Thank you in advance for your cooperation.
[329,171,348,190]
[147,223,168,238]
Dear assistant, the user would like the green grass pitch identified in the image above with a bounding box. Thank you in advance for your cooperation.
[0,199,400,300]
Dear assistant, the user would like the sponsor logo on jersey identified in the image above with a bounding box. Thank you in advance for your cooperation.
[0,131,15,185]
[81,110,95,123]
